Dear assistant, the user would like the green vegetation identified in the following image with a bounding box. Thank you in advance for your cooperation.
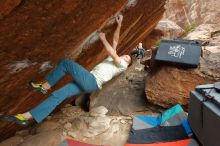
[181,23,196,37]
[154,38,162,47]
[152,23,197,47]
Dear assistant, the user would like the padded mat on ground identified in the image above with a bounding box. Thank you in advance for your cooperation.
[133,104,188,130]
[125,138,199,146]
[128,125,188,144]
[58,139,108,146]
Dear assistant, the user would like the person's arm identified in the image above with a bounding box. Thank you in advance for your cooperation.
[112,15,123,51]
[99,32,121,65]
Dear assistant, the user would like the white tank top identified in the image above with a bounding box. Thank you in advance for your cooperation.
[90,56,128,89]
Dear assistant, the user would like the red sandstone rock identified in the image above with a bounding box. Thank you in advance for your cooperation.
[0,0,22,19]
[146,66,214,108]
[0,0,166,141]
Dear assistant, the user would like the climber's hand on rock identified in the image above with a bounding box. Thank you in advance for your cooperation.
[116,14,123,26]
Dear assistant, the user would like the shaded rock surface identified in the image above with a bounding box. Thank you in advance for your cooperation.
[145,24,220,108]
[0,0,166,140]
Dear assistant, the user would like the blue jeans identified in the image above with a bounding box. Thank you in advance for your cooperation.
[30,57,98,123]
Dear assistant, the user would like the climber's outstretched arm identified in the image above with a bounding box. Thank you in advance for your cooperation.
[99,32,121,65]
[112,14,123,51]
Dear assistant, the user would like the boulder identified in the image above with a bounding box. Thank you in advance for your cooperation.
[0,0,166,140]
[155,19,184,38]
[145,24,220,108]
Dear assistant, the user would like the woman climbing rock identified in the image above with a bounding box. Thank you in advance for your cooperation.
[2,14,132,126]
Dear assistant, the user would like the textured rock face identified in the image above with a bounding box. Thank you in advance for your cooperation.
[186,24,220,79]
[0,0,166,141]
[146,67,214,108]
[155,20,184,38]
[164,0,220,27]
[0,0,22,19]
[145,24,220,108]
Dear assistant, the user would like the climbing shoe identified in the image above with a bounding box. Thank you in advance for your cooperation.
[2,114,29,127]
[30,82,48,94]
